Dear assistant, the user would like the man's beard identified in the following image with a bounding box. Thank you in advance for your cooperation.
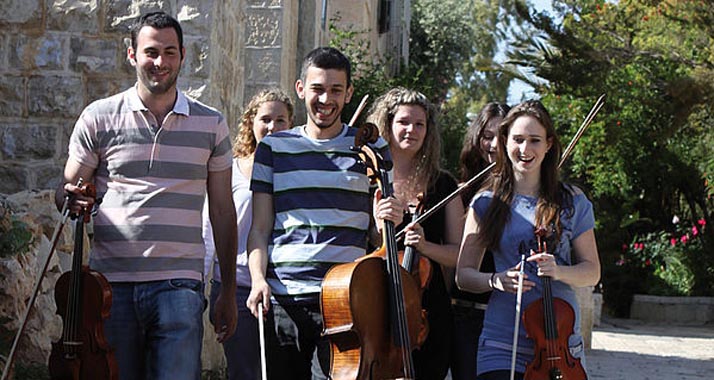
[138,67,179,95]
[309,108,342,130]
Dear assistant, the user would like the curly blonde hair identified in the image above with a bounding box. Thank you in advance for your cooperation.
[233,88,294,158]
[366,87,441,188]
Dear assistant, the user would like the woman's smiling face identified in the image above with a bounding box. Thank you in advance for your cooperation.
[506,115,552,175]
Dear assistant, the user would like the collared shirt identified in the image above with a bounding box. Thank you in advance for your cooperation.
[68,85,232,282]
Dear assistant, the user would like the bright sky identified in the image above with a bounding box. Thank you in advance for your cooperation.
[506,0,553,105]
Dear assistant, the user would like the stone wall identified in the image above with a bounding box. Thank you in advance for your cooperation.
[0,191,73,374]
[0,0,404,194]
[0,0,267,195]
[630,294,714,325]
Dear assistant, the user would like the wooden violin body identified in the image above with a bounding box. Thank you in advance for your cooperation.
[48,267,117,379]
[522,231,586,380]
[522,296,586,380]
[48,181,117,380]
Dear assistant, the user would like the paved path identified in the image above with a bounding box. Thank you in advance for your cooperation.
[588,317,714,380]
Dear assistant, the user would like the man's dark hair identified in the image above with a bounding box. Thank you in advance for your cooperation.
[299,47,352,88]
[130,11,184,59]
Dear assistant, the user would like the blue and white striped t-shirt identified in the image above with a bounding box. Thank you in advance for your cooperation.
[251,124,390,302]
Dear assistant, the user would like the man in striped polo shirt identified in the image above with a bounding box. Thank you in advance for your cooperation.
[246,47,405,379]
[56,12,237,380]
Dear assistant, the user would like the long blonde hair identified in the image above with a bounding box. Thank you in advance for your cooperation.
[233,88,294,158]
[367,87,441,189]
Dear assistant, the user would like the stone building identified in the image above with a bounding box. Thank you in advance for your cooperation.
[0,0,410,374]
[0,0,410,194]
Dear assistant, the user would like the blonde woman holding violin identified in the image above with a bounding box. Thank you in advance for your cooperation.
[202,88,294,380]
[367,87,464,380]
[455,100,600,380]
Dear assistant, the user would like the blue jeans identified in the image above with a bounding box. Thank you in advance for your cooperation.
[209,282,259,380]
[104,280,206,380]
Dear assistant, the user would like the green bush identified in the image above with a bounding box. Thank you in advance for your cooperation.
[0,207,33,258]
[614,218,710,297]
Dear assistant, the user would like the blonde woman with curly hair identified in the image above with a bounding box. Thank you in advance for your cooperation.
[203,88,293,380]
[367,87,465,380]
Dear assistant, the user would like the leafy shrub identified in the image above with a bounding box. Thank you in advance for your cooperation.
[614,218,710,297]
[0,206,33,258]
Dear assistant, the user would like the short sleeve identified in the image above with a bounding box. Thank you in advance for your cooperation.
[251,139,274,194]
[571,193,595,239]
[67,109,100,169]
[469,191,493,220]
[207,116,233,172]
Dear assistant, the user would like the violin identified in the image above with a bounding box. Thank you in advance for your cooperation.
[48,180,118,380]
[522,227,586,380]
[401,194,432,289]
[320,122,428,380]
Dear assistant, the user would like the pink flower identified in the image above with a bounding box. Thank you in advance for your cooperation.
[670,238,677,247]
[622,243,628,252]
[616,257,625,266]
[698,218,706,227]
[680,234,689,244]
[692,226,699,236]
[645,259,652,266]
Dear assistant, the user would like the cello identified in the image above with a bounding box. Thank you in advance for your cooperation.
[320,122,428,380]
[48,180,118,380]
[522,227,586,380]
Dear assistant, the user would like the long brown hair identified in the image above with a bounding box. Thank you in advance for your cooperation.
[367,87,441,189]
[478,100,568,250]
[459,102,510,207]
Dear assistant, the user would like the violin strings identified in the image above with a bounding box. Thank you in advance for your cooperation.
[388,222,413,375]
[544,276,556,371]
[65,210,87,356]
[539,237,558,371]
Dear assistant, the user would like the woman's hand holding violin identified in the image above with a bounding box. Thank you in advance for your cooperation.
[526,250,560,280]
[492,261,535,294]
[403,222,425,250]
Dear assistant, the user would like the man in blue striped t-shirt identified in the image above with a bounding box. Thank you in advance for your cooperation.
[246,47,404,379]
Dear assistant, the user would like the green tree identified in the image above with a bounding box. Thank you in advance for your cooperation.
[504,0,714,309]
[330,0,508,172]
